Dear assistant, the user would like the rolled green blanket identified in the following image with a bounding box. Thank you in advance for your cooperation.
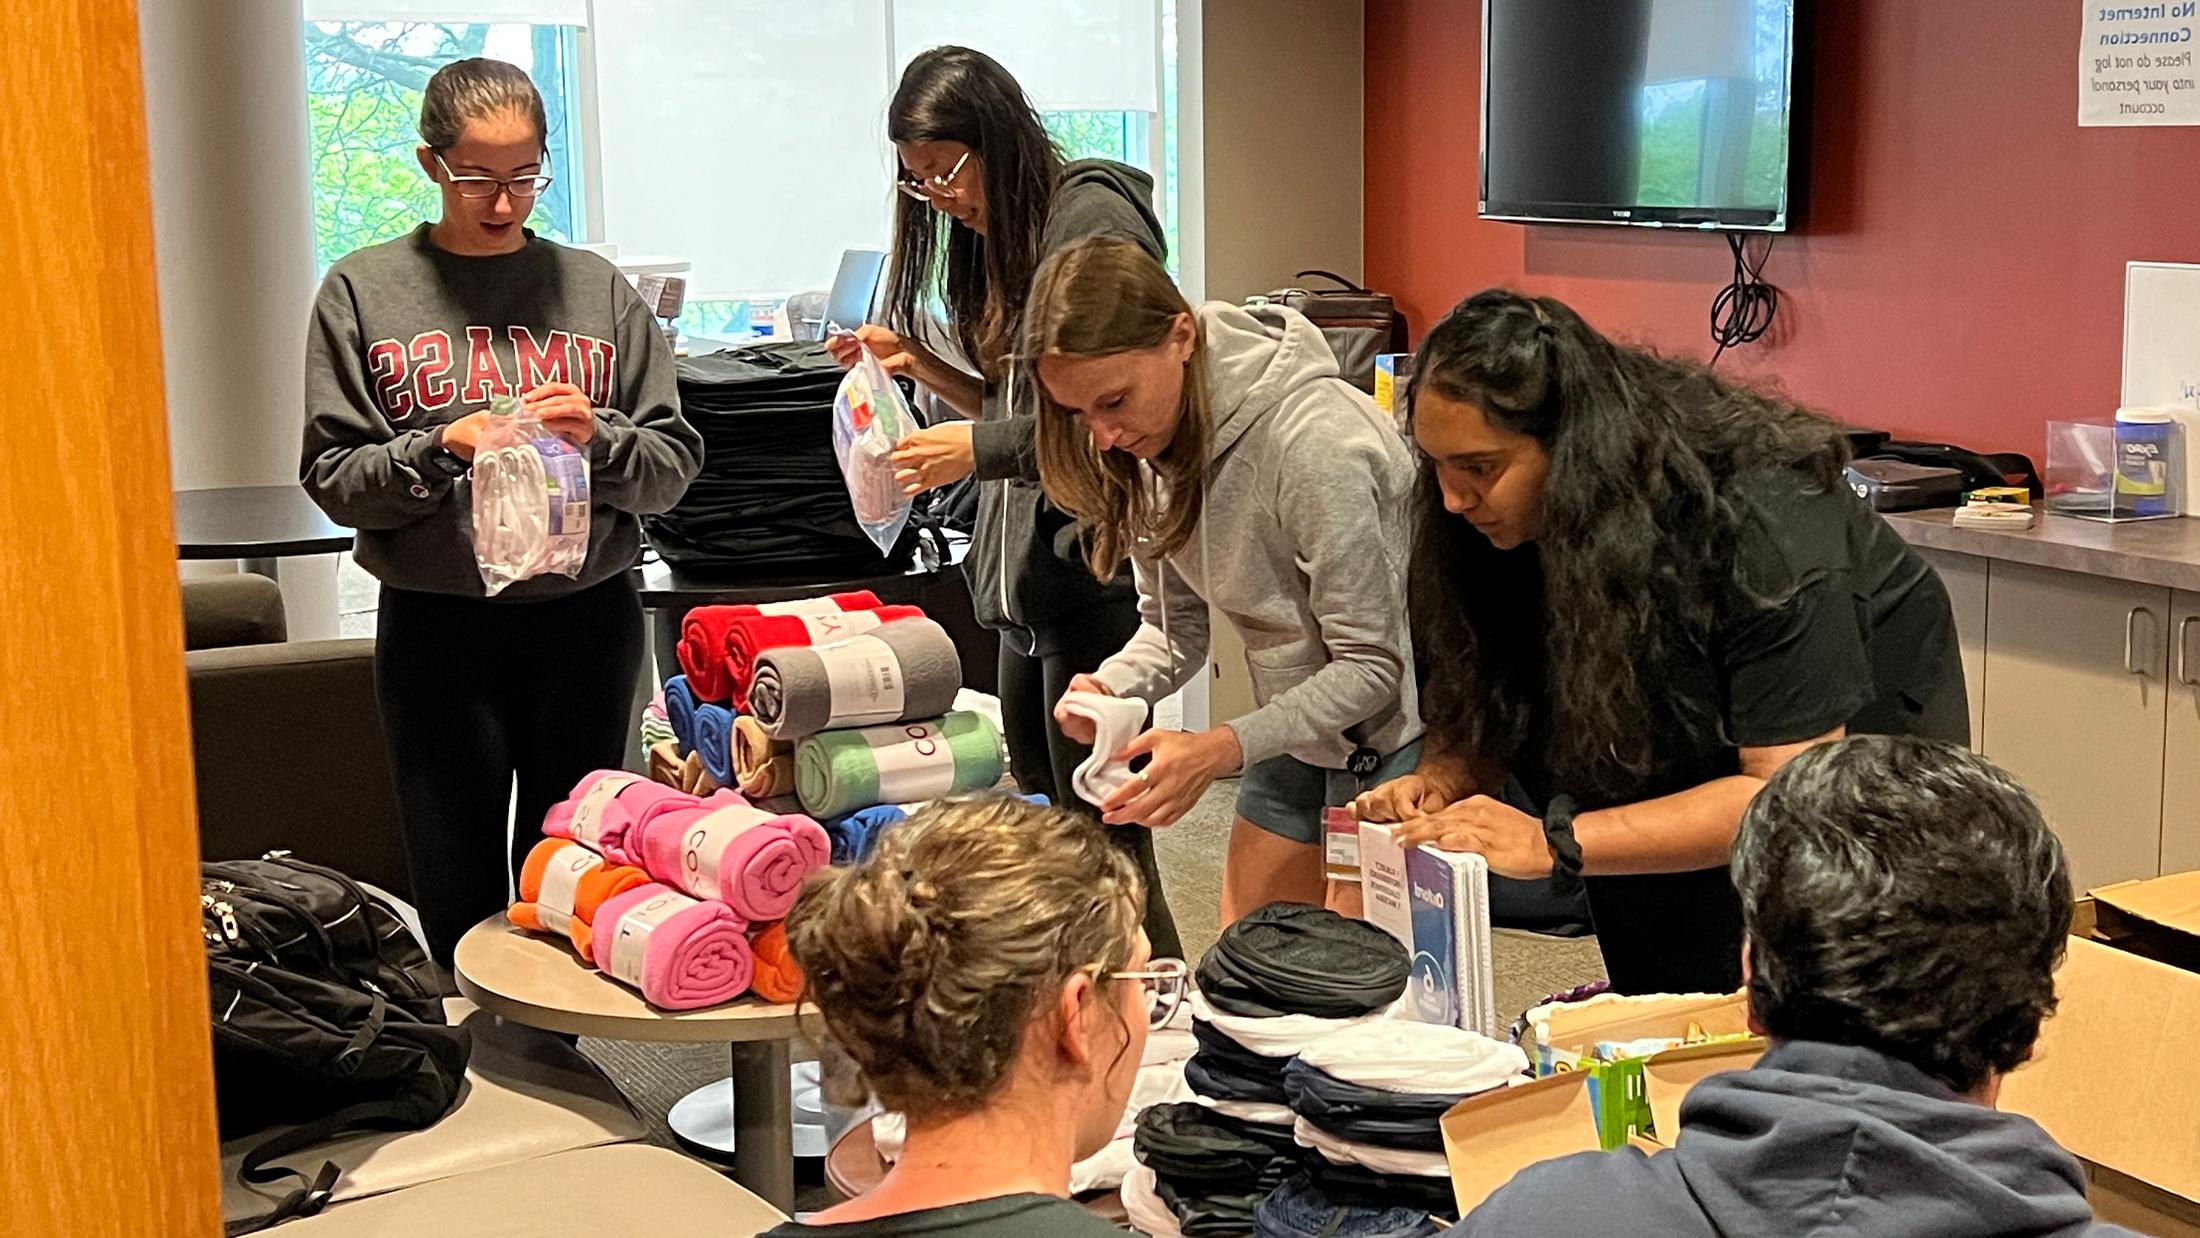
[749,616,962,741]
[795,711,1005,818]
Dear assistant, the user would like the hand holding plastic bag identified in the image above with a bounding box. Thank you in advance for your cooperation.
[471,393,592,596]
[832,346,919,555]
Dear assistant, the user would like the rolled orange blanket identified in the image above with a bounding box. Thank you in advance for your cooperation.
[733,715,797,799]
[749,922,806,1004]
[507,837,651,962]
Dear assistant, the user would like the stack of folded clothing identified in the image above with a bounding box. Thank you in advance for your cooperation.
[511,769,831,1012]
[1275,1022,1526,1232]
[1125,1103,1302,1238]
[639,689,676,752]
[1125,905,1411,1237]
[1182,905,1409,1127]
[647,343,912,575]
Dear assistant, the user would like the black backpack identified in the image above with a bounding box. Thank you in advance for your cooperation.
[203,854,470,1233]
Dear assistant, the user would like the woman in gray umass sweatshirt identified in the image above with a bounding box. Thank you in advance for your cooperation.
[1031,237,1423,922]
[299,60,701,964]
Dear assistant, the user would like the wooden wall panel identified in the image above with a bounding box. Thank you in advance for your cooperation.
[0,1,222,1234]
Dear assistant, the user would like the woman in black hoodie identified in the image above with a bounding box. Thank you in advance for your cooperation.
[825,45,1178,955]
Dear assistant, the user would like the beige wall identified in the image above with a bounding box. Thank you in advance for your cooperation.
[1179,0,1366,724]
[1183,0,1365,306]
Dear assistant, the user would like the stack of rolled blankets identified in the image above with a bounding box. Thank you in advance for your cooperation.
[666,590,1006,865]
[505,768,829,1010]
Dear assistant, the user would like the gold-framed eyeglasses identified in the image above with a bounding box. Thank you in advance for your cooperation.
[435,152,554,201]
[1103,956,1190,1029]
[897,150,972,202]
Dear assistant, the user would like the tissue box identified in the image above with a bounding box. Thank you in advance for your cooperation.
[1360,822,1495,1036]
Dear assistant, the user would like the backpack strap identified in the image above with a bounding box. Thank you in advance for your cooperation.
[225,996,402,1233]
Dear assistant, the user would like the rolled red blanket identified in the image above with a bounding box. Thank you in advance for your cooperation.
[726,604,925,710]
[676,607,741,703]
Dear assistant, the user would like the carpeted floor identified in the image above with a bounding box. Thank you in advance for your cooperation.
[579,776,1608,1215]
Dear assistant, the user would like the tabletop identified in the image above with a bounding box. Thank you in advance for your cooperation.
[452,917,813,1044]
[175,484,353,560]
[636,532,968,611]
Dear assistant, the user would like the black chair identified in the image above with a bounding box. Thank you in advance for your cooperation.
[181,575,411,900]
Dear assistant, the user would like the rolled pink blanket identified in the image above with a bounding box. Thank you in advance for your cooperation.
[634,800,830,922]
[591,884,755,1011]
[542,770,700,867]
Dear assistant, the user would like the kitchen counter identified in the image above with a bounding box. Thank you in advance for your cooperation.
[1886,508,2200,594]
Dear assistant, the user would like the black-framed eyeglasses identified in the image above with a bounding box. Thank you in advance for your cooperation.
[1102,956,1189,1029]
[897,150,971,202]
[435,152,554,201]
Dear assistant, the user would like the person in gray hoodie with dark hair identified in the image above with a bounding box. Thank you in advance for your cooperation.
[1456,735,2136,1238]
[1025,237,1422,924]
[828,45,1181,957]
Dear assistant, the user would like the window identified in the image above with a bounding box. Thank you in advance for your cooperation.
[304,3,1176,323]
[303,18,585,271]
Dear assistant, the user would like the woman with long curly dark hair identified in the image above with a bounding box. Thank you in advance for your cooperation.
[1352,289,1967,994]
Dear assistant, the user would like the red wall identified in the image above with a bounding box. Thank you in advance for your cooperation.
[1364,1,2200,461]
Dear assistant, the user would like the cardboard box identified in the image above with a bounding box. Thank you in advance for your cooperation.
[1358,822,1495,1035]
[1999,870,2200,1235]
[1439,992,1763,1217]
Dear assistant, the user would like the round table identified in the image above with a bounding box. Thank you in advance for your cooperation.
[452,917,819,1212]
[174,484,353,576]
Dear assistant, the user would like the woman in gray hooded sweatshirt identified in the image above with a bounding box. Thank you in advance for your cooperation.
[1031,237,1422,921]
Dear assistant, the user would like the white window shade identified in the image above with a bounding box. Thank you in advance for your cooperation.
[591,0,896,300]
[304,1,589,24]
[893,0,1158,113]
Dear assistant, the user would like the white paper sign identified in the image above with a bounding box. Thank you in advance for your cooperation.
[821,634,907,728]
[2081,2,2200,126]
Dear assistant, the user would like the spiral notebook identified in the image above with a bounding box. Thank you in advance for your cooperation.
[1359,821,1496,1038]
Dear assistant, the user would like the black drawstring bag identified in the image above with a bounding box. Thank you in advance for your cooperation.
[1135,1102,1300,1182]
[1283,1059,1466,1153]
[1197,903,1409,1019]
[1184,1018,1295,1105]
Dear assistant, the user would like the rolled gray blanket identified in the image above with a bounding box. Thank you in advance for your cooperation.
[749,616,962,740]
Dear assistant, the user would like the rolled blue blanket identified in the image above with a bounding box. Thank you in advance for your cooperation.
[825,804,907,865]
[665,674,700,758]
[693,703,736,788]
[823,792,1052,866]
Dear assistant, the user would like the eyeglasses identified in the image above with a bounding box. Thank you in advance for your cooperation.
[897,151,972,202]
[435,153,554,201]
[1103,957,1190,1030]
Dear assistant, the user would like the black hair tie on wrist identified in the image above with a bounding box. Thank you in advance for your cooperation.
[1543,794,1585,895]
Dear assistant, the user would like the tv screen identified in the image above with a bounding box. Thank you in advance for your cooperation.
[1480,0,1799,231]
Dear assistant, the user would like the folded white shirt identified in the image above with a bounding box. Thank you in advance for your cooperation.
[1058,690,1150,807]
[1195,1095,1298,1126]
[1187,989,1391,1059]
[1295,1020,1528,1095]
[1293,1115,1453,1178]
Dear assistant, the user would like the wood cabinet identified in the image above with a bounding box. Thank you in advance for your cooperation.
[1977,562,2168,892]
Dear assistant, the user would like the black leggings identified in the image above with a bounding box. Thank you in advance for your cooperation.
[998,608,1182,960]
[375,574,645,965]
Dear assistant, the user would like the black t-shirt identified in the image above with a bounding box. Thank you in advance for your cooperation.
[760,1194,1127,1237]
[1515,468,1966,995]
